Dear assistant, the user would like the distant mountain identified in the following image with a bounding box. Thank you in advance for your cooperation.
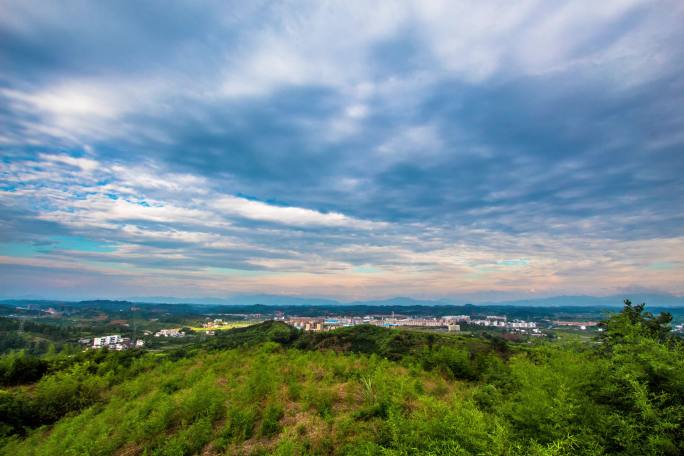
[221,294,340,306]
[348,297,451,307]
[5,292,684,308]
[477,293,684,307]
[125,294,340,306]
[216,293,684,308]
[125,296,234,305]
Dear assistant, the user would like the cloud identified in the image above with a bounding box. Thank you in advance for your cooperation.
[38,153,99,172]
[0,1,683,299]
[213,195,385,229]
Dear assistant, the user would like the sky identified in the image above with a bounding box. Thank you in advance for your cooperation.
[1,0,683,302]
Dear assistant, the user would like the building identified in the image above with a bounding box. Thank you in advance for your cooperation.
[444,315,470,323]
[510,320,537,329]
[552,321,598,328]
[113,340,130,351]
[91,335,135,350]
[154,328,185,337]
[93,335,123,349]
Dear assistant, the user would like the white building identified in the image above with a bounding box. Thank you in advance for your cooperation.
[154,328,185,337]
[444,315,470,323]
[510,321,537,329]
[93,335,123,348]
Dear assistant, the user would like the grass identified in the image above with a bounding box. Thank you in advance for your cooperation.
[190,321,256,332]
[0,323,517,455]
[3,314,682,455]
[1,346,479,455]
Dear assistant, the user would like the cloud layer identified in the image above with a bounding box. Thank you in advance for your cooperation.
[1,0,683,300]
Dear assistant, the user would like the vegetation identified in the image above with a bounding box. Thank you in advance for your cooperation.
[0,317,80,355]
[0,300,681,455]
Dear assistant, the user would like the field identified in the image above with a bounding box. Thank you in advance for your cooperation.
[190,321,257,332]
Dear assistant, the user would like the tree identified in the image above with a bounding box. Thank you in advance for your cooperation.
[599,299,673,345]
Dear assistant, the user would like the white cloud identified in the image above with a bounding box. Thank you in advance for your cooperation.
[213,195,385,229]
[375,124,443,163]
[39,153,99,172]
[109,165,209,193]
[220,0,408,97]
[345,104,369,119]
[2,0,678,149]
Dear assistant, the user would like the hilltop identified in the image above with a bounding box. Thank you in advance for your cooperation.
[1,302,683,455]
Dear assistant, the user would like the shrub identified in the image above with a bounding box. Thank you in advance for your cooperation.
[222,405,257,443]
[0,351,48,386]
[260,402,284,437]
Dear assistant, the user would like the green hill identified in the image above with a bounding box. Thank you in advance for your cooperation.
[1,302,683,455]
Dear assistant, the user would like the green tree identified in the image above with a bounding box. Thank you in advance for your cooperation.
[600,299,674,345]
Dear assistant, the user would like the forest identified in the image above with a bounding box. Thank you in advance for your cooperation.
[0,300,682,455]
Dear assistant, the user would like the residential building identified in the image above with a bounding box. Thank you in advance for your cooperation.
[93,334,123,349]
[154,328,185,337]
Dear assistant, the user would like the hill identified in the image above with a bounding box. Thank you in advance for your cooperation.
[1,303,683,455]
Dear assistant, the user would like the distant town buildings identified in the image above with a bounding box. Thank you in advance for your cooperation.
[154,328,185,337]
[552,321,598,330]
[92,334,142,350]
[203,318,223,328]
[93,334,123,349]
[89,334,145,350]
[284,314,537,333]
[444,315,470,322]
[469,316,536,330]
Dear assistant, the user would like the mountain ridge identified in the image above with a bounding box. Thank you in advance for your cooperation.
[3,293,684,307]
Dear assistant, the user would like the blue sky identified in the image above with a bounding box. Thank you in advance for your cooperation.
[0,0,683,301]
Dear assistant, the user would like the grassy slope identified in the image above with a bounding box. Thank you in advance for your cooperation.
[2,344,487,455]
[2,320,683,455]
[0,323,505,455]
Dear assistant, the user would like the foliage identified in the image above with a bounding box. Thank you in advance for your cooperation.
[0,301,682,455]
[0,351,48,386]
[599,299,675,345]
[207,320,300,350]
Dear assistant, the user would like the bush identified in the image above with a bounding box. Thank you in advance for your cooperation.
[0,351,48,386]
[222,406,257,443]
[260,402,284,437]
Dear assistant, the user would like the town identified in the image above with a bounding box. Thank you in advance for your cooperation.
[82,311,611,351]
[283,313,543,334]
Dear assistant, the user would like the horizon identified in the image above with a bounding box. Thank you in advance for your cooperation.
[3,291,684,308]
[1,1,683,300]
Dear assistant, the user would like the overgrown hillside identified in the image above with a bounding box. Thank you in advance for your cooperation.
[1,302,682,455]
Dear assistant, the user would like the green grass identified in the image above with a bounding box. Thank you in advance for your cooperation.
[190,321,257,332]
[1,346,479,455]
[1,308,683,456]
